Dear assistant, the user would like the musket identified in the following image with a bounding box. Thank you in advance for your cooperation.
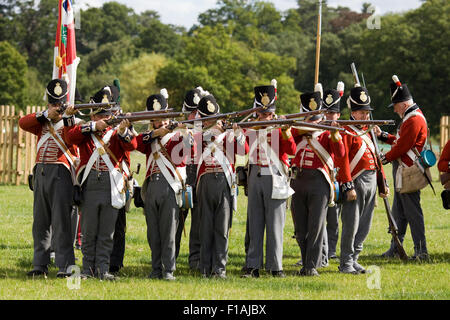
[121,109,174,116]
[351,62,408,261]
[320,120,396,126]
[174,105,269,127]
[230,119,345,132]
[58,102,119,114]
[283,109,327,120]
[106,111,185,126]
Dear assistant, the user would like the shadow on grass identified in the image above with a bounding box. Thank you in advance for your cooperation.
[0,244,32,250]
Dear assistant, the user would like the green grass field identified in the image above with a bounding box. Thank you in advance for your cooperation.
[0,151,448,300]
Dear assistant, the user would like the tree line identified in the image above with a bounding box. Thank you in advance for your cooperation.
[0,0,448,132]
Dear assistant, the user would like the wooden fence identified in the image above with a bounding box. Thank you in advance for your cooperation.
[441,115,450,151]
[0,105,44,185]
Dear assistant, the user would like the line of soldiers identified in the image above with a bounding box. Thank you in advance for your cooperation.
[19,74,430,280]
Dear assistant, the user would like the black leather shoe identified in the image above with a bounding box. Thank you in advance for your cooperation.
[241,268,259,278]
[27,268,48,278]
[56,269,71,278]
[271,271,286,278]
[109,265,121,275]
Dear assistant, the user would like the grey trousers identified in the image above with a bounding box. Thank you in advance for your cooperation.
[144,173,179,274]
[186,164,201,269]
[110,207,126,268]
[327,205,341,256]
[291,169,329,270]
[197,173,232,275]
[340,170,377,268]
[32,163,75,269]
[389,161,428,255]
[80,171,118,275]
[246,165,286,271]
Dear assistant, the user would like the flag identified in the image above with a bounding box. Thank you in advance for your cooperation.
[52,0,80,105]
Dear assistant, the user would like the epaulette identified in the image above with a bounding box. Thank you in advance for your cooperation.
[36,110,49,124]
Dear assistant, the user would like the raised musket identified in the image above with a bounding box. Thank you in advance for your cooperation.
[58,102,119,114]
[229,119,345,132]
[178,105,269,126]
[282,109,327,120]
[320,119,396,126]
[106,111,185,126]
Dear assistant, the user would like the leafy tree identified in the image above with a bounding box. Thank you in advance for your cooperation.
[119,53,168,112]
[157,25,299,114]
[0,41,27,107]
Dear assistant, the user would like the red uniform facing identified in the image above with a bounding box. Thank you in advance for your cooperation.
[383,108,427,166]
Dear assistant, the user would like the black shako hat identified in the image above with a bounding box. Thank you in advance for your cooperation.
[91,85,120,115]
[46,79,68,104]
[146,88,169,112]
[183,88,202,112]
[323,90,342,113]
[323,81,345,113]
[347,86,373,111]
[389,75,412,107]
[197,95,220,117]
[254,85,276,113]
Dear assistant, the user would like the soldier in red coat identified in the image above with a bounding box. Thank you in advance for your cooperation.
[19,79,77,278]
[64,85,137,280]
[179,87,209,270]
[194,95,249,278]
[290,84,345,276]
[321,82,345,263]
[374,75,429,260]
[338,86,389,274]
[242,84,296,278]
[136,89,194,281]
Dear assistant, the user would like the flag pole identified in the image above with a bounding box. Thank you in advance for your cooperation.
[314,0,322,86]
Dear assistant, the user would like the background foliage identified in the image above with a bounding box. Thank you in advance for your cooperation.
[0,0,448,132]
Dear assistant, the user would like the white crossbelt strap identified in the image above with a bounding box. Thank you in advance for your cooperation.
[91,132,126,209]
[259,129,295,200]
[145,132,177,174]
[397,110,427,164]
[306,136,336,206]
[197,131,238,210]
[149,135,186,207]
[80,129,115,186]
[348,125,375,174]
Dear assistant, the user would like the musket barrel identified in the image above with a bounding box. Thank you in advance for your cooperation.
[73,102,118,111]
[234,119,344,131]
[283,110,325,120]
[321,120,396,126]
[106,112,185,125]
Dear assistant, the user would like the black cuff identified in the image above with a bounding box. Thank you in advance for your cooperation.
[119,129,134,143]
[63,115,75,127]
[378,131,389,143]
[81,122,94,135]
[142,131,155,144]
[341,181,355,193]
